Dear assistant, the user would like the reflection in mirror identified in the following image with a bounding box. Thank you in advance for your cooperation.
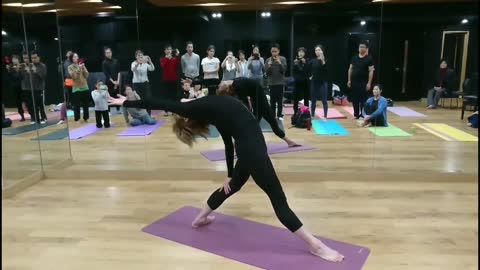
[2,2,43,191]
[53,0,141,174]
[21,2,73,173]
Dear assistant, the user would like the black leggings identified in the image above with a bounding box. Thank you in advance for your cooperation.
[310,80,328,118]
[293,80,309,115]
[206,154,303,232]
[13,85,25,118]
[72,91,91,121]
[204,78,220,96]
[269,85,284,118]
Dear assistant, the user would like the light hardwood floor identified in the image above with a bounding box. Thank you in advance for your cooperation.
[2,102,478,270]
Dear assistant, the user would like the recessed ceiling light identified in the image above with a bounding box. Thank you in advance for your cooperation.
[85,0,103,3]
[2,3,22,7]
[360,20,366,26]
[266,12,271,16]
[106,5,122,9]
[197,3,230,6]
[276,1,309,4]
[97,12,112,17]
[54,37,58,41]
[22,3,53,8]
[461,18,468,24]
[2,30,7,36]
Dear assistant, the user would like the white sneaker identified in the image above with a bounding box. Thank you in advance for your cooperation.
[30,121,36,125]
[278,117,284,121]
[40,120,47,124]
[56,120,65,125]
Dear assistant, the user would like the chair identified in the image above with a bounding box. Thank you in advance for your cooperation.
[459,76,479,119]
[440,90,460,109]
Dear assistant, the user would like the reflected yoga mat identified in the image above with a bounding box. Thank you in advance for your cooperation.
[69,123,105,140]
[2,120,57,135]
[201,143,314,161]
[414,123,478,142]
[312,120,350,136]
[32,128,69,141]
[368,124,411,137]
[316,108,347,119]
[7,111,58,121]
[117,120,165,136]
[206,125,220,138]
[66,107,95,117]
[284,107,295,115]
[260,118,284,132]
[387,107,426,117]
[142,206,370,270]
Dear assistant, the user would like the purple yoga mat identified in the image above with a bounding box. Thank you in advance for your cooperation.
[69,123,103,140]
[143,206,370,270]
[387,107,426,117]
[201,143,314,161]
[117,120,165,136]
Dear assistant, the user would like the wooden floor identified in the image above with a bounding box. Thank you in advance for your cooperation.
[2,101,478,270]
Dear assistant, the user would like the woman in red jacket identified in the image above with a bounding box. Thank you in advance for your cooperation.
[160,45,180,116]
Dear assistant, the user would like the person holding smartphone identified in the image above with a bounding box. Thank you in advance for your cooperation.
[247,45,265,85]
[6,55,25,121]
[221,50,237,81]
[68,52,90,122]
[265,43,287,121]
[201,45,220,96]
[131,50,155,115]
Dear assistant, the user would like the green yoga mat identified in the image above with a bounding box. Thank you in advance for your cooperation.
[260,118,284,132]
[368,124,411,137]
[2,120,58,135]
[31,128,69,140]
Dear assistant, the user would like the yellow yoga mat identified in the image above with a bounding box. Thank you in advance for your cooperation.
[414,123,478,142]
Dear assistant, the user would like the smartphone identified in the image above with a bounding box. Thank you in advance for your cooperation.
[79,58,85,65]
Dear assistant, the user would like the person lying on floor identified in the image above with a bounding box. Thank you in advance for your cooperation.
[359,85,388,127]
[122,85,157,126]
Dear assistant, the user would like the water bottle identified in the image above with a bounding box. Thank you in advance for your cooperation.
[307,118,312,131]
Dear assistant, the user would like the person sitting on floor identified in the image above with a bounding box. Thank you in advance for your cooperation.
[181,78,205,99]
[359,84,388,127]
[122,85,157,126]
[426,59,456,109]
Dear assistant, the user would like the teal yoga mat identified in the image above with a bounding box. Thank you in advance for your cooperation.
[31,128,69,140]
[260,118,284,132]
[2,120,57,135]
[312,120,350,136]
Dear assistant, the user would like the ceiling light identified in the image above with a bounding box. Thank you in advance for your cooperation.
[22,3,53,8]
[198,3,230,6]
[461,18,468,24]
[2,30,7,36]
[85,0,103,3]
[360,20,366,26]
[2,3,22,7]
[54,37,58,41]
[261,12,271,18]
[212,13,217,18]
[276,1,309,4]
[217,13,222,18]
[212,12,222,19]
[106,5,122,9]
[266,12,271,17]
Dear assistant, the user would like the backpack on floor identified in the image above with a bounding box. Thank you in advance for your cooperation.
[291,105,311,128]
[333,95,349,106]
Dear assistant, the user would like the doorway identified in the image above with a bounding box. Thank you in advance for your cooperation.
[441,31,469,91]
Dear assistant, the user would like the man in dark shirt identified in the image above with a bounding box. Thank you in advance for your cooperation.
[102,47,121,113]
[347,41,375,119]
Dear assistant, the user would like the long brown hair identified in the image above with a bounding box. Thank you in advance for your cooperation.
[172,115,210,147]
[217,81,236,96]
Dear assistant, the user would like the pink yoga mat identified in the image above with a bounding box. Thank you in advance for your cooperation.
[143,206,370,270]
[201,143,314,161]
[117,120,165,136]
[316,108,347,119]
[387,107,426,117]
[284,107,295,115]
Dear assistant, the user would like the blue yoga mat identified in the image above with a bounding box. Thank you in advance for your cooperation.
[260,118,284,132]
[31,128,69,141]
[2,120,58,135]
[206,125,220,138]
[312,120,350,136]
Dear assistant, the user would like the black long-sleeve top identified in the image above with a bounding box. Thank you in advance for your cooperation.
[103,58,120,83]
[307,58,328,82]
[293,58,309,82]
[123,95,267,177]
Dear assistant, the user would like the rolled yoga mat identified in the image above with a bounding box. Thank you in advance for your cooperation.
[201,143,314,161]
[2,120,58,135]
[312,120,350,136]
[142,206,371,270]
[260,118,285,132]
[117,120,165,136]
[368,124,411,137]
[414,123,478,142]
[316,108,347,119]
[387,107,426,117]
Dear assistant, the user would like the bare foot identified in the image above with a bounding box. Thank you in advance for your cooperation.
[191,215,215,228]
[310,245,345,262]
